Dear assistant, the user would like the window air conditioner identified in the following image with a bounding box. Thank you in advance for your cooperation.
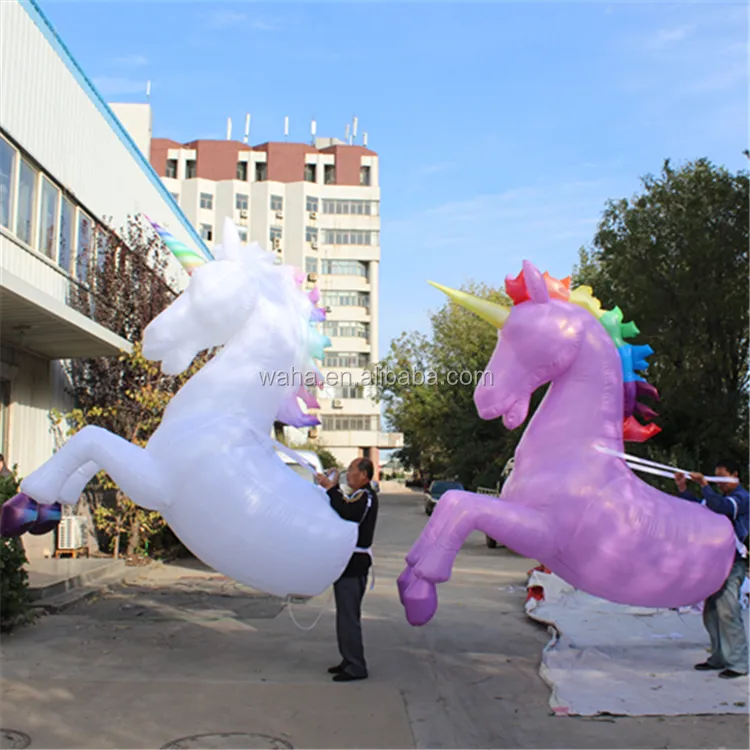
[273,237,281,249]
[310,241,319,250]
[309,211,318,220]
[307,272,318,282]
[275,211,284,219]
[332,399,343,408]
[309,427,319,438]
[239,209,248,219]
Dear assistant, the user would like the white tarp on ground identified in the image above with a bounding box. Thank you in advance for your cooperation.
[524,570,750,717]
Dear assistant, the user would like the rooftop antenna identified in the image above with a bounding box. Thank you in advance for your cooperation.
[226,117,232,141]
[363,131,368,147]
[145,80,151,101]
[345,123,351,144]
[310,117,317,145]
[284,116,289,139]
[352,115,358,144]
[243,113,251,144]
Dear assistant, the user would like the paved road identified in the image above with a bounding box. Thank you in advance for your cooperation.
[2,486,748,749]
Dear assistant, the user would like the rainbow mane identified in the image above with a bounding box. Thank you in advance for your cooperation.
[505,269,660,443]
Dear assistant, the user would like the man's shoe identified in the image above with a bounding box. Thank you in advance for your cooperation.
[327,662,347,674]
[718,669,747,679]
[694,662,723,671]
[332,671,367,682]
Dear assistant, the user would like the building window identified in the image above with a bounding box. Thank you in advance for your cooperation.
[39,176,60,258]
[322,229,377,246]
[236,193,248,211]
[76,211,94,283]
[255,162,267,181]
[324,164,336,184]
[321,260,368,278]
[0,136,16,230]
[185,160,197,179]
[16,159,36,246]
[58,197,74,273]
[305,226,318,243]
[238,226,248,243]
[323,321,370,341]
[322,352,370,369]
[330,385,365,400]
[170,192,179,203]
[306,196,319,213]
[305,257,318,274]
[321,291,370,309]
[236,161,248,181]
[270,195,283,212]
[0,378,9,457]
[360,165,371,186]
[321,415,378,431]
[165,159,178,179]
[200,192,213,210]
[200,223,213,241]
[304,164,317,183]
[322,199,374,215]
[269,226,283,242]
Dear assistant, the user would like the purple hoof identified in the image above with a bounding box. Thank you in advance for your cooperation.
[402,577,438,627]
[0,493,39,537]
[397,567,415,605]
[29,502,62,535]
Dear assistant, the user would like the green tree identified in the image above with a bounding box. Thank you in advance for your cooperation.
[378,283,523,488]
[575,158,749,471]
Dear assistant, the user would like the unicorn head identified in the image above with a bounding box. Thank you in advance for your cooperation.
[431,259,660,442]
[142,218,329,427]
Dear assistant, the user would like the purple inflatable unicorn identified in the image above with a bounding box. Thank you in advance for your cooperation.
[398,260,736,626]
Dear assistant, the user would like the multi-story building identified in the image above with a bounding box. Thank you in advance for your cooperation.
[0,0,207,558]
[145,131,403,472]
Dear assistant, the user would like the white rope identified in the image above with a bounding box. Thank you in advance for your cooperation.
[286,588,334,631]
[595,445,736,483]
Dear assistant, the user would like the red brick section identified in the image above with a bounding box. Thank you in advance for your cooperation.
[149,138,183,176]
[184,140,252,182]
[254,142,318,182]
[318,145,376,186]
[149,138,377,183]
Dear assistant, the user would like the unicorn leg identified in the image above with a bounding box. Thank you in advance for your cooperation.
[59,461,99,505]
[21,426,171,511]
[399,491,555,626]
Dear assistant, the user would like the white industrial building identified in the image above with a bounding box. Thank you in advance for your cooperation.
[0,0,208,558]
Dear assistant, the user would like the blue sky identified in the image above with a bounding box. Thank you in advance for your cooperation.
[41,0,748,355]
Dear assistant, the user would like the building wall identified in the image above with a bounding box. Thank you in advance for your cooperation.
[0,0,210,559]
[0,0,208,280]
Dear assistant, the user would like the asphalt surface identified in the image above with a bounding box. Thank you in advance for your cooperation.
[1,484,748,749]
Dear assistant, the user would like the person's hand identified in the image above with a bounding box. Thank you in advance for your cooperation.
[674,472,688,493]
[315,470,338,490]
[689,472,708,487]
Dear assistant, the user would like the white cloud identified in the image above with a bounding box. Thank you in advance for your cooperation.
[92,76,146,96]
[643,24,695,51]
[115,54,148,67]
[207,10,278,31]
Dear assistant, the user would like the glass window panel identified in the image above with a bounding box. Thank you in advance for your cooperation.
[76,212,93,283]
[0,137,15,230]
[16,160,36,245]
[39,176,60,258]
[58,197,74,272]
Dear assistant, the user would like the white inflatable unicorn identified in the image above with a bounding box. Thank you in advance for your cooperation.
[2,218,358,597]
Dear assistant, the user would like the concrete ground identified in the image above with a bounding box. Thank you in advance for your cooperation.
[2,485,748,749]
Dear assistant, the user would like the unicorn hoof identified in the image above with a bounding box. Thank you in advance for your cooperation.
[402,577,438,626]
[0,493,39,537]
[397,566,415,605]
[28,502,62,535]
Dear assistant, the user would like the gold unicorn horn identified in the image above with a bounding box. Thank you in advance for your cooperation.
[429,281,510,329]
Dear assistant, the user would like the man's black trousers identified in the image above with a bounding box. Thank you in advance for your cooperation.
[333,575,368,677]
